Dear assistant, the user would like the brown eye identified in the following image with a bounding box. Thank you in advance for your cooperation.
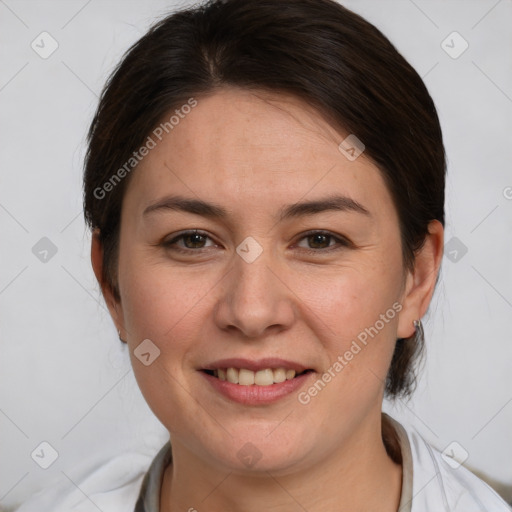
[295,230,350,253]
[163,230,216,253]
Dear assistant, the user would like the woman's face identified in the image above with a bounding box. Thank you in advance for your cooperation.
[108,87,421,473]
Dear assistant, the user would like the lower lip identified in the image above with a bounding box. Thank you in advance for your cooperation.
[200,371,314,405]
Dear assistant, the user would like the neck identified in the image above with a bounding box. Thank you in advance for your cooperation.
[160,413,402,512]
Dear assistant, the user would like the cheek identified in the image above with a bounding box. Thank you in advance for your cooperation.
[294,263,402,395]
[296,262,401,336]
[118,258,213,427]
[119,247,402,350]
[121,266,211,346]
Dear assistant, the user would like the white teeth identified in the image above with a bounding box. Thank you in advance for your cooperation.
[285,369,296,380]
[214,367,303,386]
[255,369,274,386]
[239,369,255,385]
[226,367,239,384]
[273,368,287,383]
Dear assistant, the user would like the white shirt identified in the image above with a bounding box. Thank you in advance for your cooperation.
[14,414,511,512]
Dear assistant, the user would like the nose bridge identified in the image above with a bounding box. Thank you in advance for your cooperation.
[235,247,274,301]
[216,238,294,337]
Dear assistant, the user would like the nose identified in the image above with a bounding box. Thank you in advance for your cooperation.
[213,245,296,339]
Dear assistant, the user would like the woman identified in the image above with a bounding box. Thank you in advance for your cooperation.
[16,0,511,510]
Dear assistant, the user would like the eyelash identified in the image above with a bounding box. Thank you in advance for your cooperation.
[162,229,351,256]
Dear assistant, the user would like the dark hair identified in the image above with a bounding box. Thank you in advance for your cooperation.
[83,0,446,400]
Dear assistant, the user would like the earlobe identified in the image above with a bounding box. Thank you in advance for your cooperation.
[397,220,444,339]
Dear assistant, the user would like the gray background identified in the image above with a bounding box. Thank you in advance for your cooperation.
[1,0,511,509]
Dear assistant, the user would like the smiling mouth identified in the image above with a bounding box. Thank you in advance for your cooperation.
[201,368,314,386]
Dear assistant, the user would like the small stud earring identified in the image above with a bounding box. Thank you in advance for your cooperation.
[118,329,126,343]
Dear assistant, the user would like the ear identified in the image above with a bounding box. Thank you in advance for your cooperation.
[397,220,444,339]
[91,228,127,343]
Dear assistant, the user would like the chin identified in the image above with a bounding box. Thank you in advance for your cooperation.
[203,429,311,475]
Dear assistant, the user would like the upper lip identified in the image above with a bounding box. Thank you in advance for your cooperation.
[201,357,311,373]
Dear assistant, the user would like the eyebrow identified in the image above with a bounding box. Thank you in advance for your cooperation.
[142,194,371,221]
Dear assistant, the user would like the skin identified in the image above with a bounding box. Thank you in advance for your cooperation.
[91,87,444,512]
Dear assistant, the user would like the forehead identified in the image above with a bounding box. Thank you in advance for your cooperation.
[124,87,395,222]
[153,88,353,175]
